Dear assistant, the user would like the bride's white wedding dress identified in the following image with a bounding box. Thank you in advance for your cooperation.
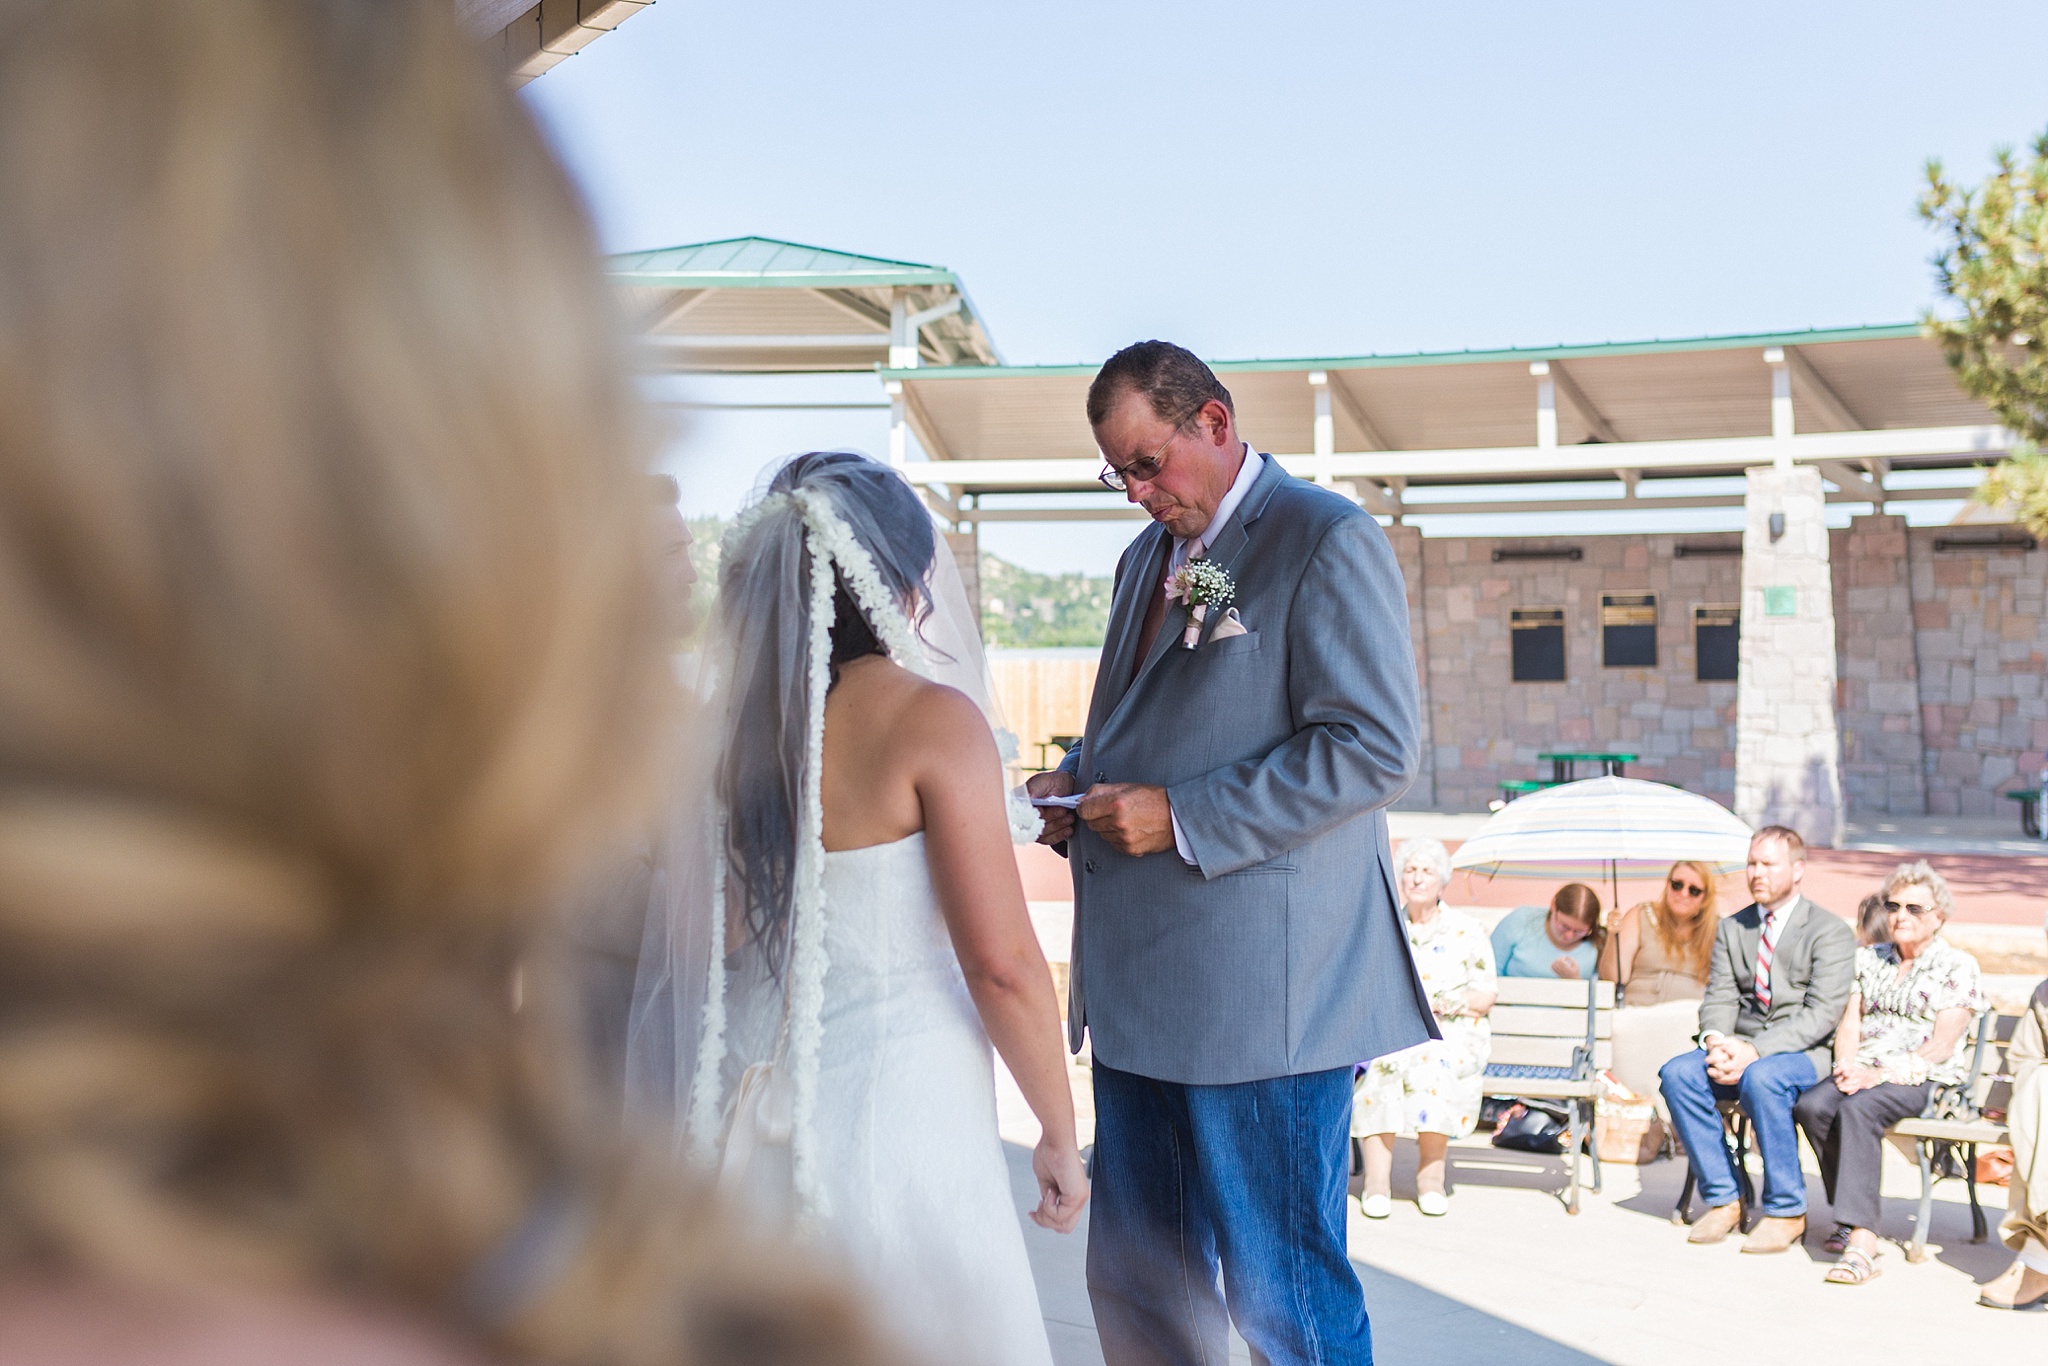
[810,831,1052,1366]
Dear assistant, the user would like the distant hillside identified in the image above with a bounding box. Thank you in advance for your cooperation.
[979,553,1111,648]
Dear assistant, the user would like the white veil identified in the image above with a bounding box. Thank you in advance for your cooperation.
[623,452,1037,1226]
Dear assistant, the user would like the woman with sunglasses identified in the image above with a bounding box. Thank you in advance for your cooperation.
[1602,863,1721,1108]
[1793,861,1984,1286]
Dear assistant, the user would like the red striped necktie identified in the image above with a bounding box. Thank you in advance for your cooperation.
[1754,907,1781,1012]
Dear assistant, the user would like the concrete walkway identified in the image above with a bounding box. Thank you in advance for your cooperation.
[1003,1130,2043,1366]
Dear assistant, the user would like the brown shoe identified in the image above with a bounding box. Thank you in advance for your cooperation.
[1977,1263,2048,1311]
[1687,1202,1742,1244]
[1741,1215,1807,1254]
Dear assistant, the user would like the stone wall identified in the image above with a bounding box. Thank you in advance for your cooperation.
[1830,516,1927,814]
[1417,532,1742,814]
[1908,528,2048,815]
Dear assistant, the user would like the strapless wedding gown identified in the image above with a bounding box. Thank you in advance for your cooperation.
[813,832,1052,1366]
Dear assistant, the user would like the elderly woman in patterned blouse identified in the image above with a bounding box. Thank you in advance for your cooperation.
[1353,838,1497,1219]
[1793,860,1984,1285]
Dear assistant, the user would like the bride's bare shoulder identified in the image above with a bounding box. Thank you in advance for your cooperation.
[830,658,990,761]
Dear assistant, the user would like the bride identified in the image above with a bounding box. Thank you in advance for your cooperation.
[629,451,1087,1366]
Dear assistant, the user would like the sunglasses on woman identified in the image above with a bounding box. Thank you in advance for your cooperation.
[1883,899,1938,919]
[1669,877,1706,896]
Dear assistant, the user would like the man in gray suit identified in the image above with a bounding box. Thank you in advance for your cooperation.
[1660,825,1855,1254]
[1027,341,1432,1366]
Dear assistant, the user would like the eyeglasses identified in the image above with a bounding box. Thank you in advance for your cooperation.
[1669,877,1707,896]
[1884,899,1938,920]
[1098,409,1200,492]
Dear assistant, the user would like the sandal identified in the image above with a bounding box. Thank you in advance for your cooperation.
[1825,1247,1881,1285]
[1822,1224,1853,1255]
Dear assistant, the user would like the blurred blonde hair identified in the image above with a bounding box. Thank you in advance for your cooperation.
[0,2,884,1362]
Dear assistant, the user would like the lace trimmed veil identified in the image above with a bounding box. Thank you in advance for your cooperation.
[622,452,1037,1222]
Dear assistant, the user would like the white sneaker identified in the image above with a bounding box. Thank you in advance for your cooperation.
[1417,1190,1450,1217]
[1360,1193,1392,1219]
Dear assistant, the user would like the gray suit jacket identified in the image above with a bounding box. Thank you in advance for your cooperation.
[1058,454,1434,1085]
[1697,895,1856,1077]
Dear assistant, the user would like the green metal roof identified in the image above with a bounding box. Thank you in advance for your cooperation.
[607,236,961,290]
[878,322,1926,381]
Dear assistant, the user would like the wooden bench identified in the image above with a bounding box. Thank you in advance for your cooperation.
[1481,977,1615,1214]
[1890,1009,2017,1263]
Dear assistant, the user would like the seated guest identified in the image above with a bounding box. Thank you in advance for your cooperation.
[1979,909,2048,1311]
[1354,839,1497,1218]
[1662,827,1855,1253]
[1796,862,1982,1285]
[1602,861,1719,1107]
[1491,884,1602,980]
[1855,891,1894,948]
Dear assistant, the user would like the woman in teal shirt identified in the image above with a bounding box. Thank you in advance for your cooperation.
[1491,884,1603,979]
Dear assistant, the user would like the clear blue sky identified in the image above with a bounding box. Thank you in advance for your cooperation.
[524,1,2048,573]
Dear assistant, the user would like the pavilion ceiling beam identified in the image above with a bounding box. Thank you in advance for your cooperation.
[1816,460,1885,506]
[1345,479,1402,518]
[1785,346,1866,431]
[1550,360,1622,443]
[806,287,892,331]
[641,288,713,331]
[902,384,955,464]
[1325,374,1390,450]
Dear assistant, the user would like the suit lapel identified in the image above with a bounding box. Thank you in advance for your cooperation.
[1089,528,1168,723]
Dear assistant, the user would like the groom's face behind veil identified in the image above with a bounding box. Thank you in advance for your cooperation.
[1092,385,1244,541]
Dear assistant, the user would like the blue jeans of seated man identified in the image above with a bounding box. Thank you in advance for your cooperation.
[1089,1061,1370,1366]
[1659,1047,1818,1217]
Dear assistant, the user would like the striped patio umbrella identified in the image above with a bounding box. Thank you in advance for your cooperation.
[1449,777,1754,889]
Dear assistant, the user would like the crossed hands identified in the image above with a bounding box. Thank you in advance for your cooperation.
[1833,1059,1883,1095]
[1026,770,1175,857]
[1704,1036,1761,1085]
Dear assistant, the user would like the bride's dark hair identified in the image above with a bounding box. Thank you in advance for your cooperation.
[716,452,937,973]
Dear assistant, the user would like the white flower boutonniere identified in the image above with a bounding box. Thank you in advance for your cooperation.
[1164,558,1237,649]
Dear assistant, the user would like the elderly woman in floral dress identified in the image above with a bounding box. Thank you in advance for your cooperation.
[1353,838,1497,1218]
[1793,860,1984,1286]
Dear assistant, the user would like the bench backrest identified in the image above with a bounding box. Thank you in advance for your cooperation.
[1489,977,1615,1074]
[1969,1010,2020,1119]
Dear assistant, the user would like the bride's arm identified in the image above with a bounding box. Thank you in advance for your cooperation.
[913,686,1090,1233]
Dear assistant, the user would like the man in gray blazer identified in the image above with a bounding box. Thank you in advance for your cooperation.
[1028,341,1432,1366]
[1660,825,1855,1254]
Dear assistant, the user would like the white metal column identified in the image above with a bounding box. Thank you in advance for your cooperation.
[1531,361,1558,448]
[1308,370,1336,488]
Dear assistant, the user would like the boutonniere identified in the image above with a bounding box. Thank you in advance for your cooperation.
[1164,558,1237,648]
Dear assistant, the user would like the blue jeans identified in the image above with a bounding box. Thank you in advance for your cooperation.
[1088,1061,1370,1366]
[1659,1046,1817,1217]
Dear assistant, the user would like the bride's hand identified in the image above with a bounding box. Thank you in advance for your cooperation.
[1030,1138,1090,1233]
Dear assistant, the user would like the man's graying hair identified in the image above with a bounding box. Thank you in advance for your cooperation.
[1087,339,1235,429]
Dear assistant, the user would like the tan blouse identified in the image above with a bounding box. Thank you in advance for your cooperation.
[1615,902,1709,1006]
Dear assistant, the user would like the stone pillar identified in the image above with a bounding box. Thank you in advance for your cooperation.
[1829,515,1927,814]
[1733,466,1845,846]
[1383,522,1436,810]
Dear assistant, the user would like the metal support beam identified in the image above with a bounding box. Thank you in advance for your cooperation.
[1531,361,1558,448]
[1765,347,1794,466]
[888,290,917,370]
[642,288,714,332]
[886,380,908,469]
[1550,360,1621,443]
[1308,371,1337,488]
[1616,468,1641,501]
[805,287,892,331]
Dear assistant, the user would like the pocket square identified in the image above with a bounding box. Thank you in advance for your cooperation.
[1208,607,1249,641]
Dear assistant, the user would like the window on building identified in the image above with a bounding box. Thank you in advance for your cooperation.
[1695,605,1739,682]
[1510,608,1566,682]
[1602,593,1658,668]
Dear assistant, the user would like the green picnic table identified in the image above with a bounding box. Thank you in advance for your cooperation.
[2005,788,2044,839]
[1536,751,1638,784]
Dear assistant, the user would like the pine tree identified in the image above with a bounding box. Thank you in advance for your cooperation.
[1920,129,2048,538]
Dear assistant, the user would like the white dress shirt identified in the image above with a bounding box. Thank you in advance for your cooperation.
[1166,446,1265,864]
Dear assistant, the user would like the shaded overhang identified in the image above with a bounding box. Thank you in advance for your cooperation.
[880,325,2011,521]
[610,236,1001,373]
